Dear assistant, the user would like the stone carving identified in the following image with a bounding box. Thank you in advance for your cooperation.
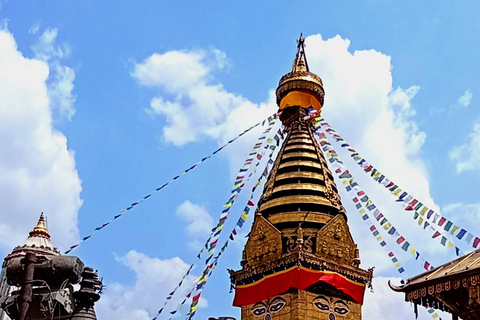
[316,215,357,266]
[243,216,282,267]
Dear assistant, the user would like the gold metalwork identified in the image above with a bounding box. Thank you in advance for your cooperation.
[278,160,322,170]
[275,171,327,181]
[284,144,316,152]
[267,211,332,226]
[259,195,333,211]
[276,35,325,110]
[29,213,51,239]
[271,183,326,194]
[281,151,318,160]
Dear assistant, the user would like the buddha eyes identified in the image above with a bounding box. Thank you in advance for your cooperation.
[333,307,349,315]
[313,297,350,316]
[252,306,267,316]
[314,301,330,311]
[269,301,286,312]
[251,298,286,317]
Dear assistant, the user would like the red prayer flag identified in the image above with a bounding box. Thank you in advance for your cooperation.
[438,217,446,226]
[396,236,405,244]
[405,199,418,211]
[432,231,441,238]
[247,200,255,206]
[474,237,480,248]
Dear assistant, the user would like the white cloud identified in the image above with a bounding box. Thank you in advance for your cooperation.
[28,25,39,35]
[177,200,214,248]
[96,250,207,319]
[31,27,76,121]
[457,89,472,107]
[0,29,81,252]
[132,48,276,175]
[449,116,480,172]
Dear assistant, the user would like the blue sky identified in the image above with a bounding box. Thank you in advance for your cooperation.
[1,1,479,319]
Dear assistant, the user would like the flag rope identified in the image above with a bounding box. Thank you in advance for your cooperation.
[314,127,435,273]
[64,113,280,254]
[151,123,285,319]
[313,123,442,320]
[316,116,475,255]
[184,137,282,320]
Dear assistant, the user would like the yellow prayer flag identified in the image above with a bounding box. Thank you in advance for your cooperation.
[448,241,454,249]
[267,138,273,143]
[383,223,392,230]
[420,206,428,216]
[241,212,248,220]
[410,248,416,255]
[450,226,459,235]
[377,236,382,241]
[395,262,401,268]
[121,209,126,213]
[393,188,402,196]
[223,203,232,208]
[216,224,224,232]
[418,217,424,225]
[373,172,381,179]
[191,305,198,312]
[343,180,349,185]
[180,172,186,176]
[359,209,366,214]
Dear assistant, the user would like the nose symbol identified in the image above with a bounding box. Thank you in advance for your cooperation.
[328,313,336,320]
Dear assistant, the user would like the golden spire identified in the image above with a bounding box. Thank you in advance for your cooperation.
[276,34,325,112]
[29,212,51,239]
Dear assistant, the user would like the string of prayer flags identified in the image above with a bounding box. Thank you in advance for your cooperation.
[313,117,443,320]
[183,139,282,320]
[202,121,280,264]
[65,113,280,255]
[315,115,476,254]
[157,127,285,320]
[316,131,435,273]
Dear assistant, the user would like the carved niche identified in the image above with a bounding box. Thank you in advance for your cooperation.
[243,215,282,267]
[316,215,358,266]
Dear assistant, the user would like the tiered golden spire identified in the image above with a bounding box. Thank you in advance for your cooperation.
[29,212,51,239]
[230,35,372,319]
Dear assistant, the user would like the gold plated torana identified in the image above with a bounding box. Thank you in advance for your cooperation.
[230,35,372,320]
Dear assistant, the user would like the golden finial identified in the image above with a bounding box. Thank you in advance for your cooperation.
[292,33,309,72]
[276,34,325,110]
[29,212,51,239]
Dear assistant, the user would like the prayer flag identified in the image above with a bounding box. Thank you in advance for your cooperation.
[457,229,467,239]
[438,217,446,227]
[474,237,480,248]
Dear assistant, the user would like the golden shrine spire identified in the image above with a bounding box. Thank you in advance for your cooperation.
[230,35,372,320]
[29,212,51,239]
[276,34,325,114]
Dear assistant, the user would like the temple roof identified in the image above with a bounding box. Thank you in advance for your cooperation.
[390,248,480,292]
[6,213,60,259]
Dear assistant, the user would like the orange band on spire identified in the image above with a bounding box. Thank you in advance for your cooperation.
[279,90,322,112]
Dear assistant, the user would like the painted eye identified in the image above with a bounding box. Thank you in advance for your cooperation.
[269,301,286,313]
[252,307,267,316]
[334,307,349,315]
[314,302,330,311]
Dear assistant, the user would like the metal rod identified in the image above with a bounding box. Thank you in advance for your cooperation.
[17,252,36,320]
